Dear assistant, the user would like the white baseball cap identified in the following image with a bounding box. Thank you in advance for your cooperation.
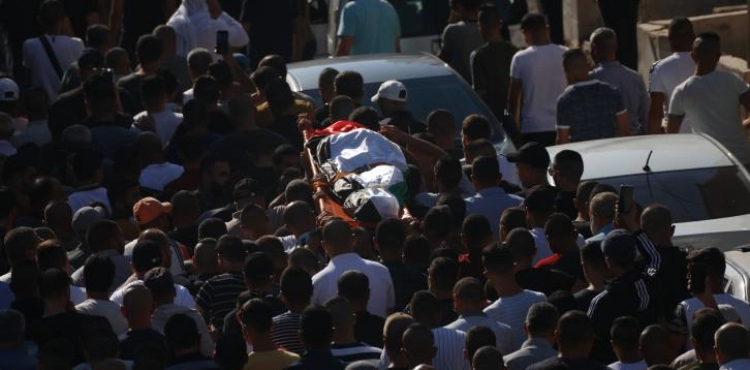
[371,80,408,103]
[0,78,19,102]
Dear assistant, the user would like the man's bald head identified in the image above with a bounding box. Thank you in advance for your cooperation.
[453,277,485,307]
[472,346,505,370]
[122,283,153,317]
[384,313,415,357]
[590,27,617,57]
[590,192,617,222]
[693,32,721,64]
[640,204,674,244]
[715,323,750,364]
[193,238,219,273]
[322,220,354,255]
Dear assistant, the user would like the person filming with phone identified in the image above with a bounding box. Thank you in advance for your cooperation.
[586,185,662,364]
[167,0,248,57]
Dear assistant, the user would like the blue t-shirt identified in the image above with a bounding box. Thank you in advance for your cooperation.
[337,0,401,55]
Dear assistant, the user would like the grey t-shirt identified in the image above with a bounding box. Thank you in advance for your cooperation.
[669,71,750,164]
[441,20,484,82]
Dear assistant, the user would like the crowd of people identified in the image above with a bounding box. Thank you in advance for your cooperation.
[0,0,749,370]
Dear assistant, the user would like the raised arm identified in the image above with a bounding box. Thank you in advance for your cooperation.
[109,0,124,45]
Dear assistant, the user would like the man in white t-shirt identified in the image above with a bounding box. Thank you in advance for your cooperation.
[22,1,84,102]
[311,220,395,318]
[137,132,184,192]
[667,32,750,166]
[507,13,568,146]
[131,75,182,146]
[672,247,750,342]
[482,245,547,347]
[648,18,696,134]
[67,149,112,214]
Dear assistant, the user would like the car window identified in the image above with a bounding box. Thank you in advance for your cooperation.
[593,166,750,223]
[387,0,450,38]
[724,264,746,301]
[302,75,505,142]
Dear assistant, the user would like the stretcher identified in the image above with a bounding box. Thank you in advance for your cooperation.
[300,120,408,229]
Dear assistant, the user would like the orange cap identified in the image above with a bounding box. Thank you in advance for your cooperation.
[133,197,172,225]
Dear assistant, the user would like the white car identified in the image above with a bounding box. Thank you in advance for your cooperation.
[547,134,750,251]
[286,53,513,151]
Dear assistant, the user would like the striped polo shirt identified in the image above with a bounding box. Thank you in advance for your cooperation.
[195,271,246,329]
[330,342,382,365]
[271,311,305,355]
[483,289,547,347]
[432,327,469,370]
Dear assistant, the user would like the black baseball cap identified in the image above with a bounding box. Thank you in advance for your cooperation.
[507,142,550,169]
[233,178,263,202]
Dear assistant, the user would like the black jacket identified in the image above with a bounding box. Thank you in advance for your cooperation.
[588,270,663,363]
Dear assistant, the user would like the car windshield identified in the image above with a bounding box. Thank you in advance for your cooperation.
[592,166,750,223]
[386,0,450,38]
[303,75,504,142]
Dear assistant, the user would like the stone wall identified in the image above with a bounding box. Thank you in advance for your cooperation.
[563,0,747,47]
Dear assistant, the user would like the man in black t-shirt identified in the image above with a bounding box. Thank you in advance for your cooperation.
[338,270,385,348]
[549,150,583,219]
[117,35,163,116]
[587,230,661,364]
[471,4,518,120]
[210,94,289,174]
[506,228,575,296]
[314,68,340,124]
[573,242,609,312]
[640,204,690,320]
[535,213,585,284]
[29,269,112,365]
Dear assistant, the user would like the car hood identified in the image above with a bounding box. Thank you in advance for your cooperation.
[673,214,750,251]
